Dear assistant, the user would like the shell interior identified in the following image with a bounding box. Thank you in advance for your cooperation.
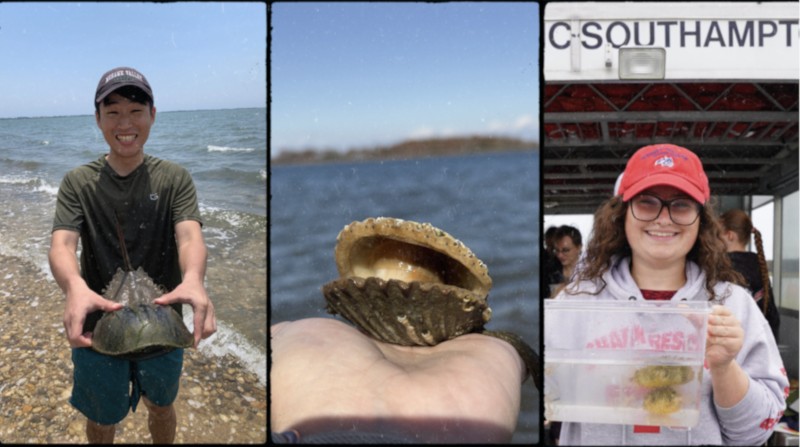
[334,217,492,297]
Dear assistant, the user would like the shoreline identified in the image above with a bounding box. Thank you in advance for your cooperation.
[271,136,538,166]
[0,254,266,443]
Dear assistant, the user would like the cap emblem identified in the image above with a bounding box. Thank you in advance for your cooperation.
[654,156,674,168]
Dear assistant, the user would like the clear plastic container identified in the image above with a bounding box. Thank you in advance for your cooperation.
[544,299,711,427]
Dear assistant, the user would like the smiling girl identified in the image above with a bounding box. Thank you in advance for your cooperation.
[552,144,788,445]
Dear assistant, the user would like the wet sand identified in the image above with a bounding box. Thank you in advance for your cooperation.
[0,255,266,443]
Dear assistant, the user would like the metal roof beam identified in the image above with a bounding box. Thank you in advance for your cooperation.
[545,111,798,123]
[544,158,785,166]
[544,139,792,148]
[546,171,765,180]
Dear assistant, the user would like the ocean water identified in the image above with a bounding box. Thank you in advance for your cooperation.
[0,108,267,385]
[269,151,541,443]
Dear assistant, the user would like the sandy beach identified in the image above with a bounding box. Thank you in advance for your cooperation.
[0,254,267,444]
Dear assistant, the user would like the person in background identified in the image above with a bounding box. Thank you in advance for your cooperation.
[720,208,780,342]
[542,225,565,444]
[549,225,582,298]
[543,225,563,299]
[551,144,788,445]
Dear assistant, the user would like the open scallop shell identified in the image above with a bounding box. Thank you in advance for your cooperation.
[322,217,493,346]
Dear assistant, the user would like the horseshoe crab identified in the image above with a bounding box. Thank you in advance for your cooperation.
[322,217,541,390]
[91,217,193,361]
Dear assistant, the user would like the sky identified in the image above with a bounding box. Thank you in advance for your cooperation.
[0,2,266,119]
[270,2,539,154]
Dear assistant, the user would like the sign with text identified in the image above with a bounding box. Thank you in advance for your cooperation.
[545,2,799,81]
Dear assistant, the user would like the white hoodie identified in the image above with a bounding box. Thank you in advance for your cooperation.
[553,256,789,446]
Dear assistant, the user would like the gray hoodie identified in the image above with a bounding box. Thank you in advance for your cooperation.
[553,256,788,446]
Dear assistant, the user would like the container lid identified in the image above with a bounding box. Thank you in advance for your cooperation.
[545,299,711,314]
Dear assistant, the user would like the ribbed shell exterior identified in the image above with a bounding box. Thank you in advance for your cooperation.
[323,276,491,346]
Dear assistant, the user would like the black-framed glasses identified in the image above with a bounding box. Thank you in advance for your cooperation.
[630,194,701,226]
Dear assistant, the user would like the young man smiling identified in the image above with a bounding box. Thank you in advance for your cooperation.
[49,67,217,443]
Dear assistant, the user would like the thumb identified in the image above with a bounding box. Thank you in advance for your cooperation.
[97,296,124,312]
[153,290,176,306]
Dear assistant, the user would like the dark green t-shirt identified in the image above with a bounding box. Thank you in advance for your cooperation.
[53,154,202,331]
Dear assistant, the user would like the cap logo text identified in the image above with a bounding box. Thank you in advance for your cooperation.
[104,69,143,84]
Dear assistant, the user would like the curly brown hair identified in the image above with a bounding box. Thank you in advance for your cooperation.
[574,196,745,301]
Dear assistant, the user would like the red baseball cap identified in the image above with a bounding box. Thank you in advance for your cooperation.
[618,144,710,204]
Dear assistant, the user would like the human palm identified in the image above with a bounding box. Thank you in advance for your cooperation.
[270,318,525,443]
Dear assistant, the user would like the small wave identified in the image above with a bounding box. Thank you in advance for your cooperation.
[208,145,255,153]
[0,175,59,197]
[202,227,237,255]
[0,175,38,185]
[182,308,266,386]
[0,238,54,283]
[33,180,59,197]
[41,140,49,145]
[192,168,268,197]
[199,204,265,231]
[0,158,42,171]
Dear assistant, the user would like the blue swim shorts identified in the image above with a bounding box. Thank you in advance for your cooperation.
[70,347,184,425]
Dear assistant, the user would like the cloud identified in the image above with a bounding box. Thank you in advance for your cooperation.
[488,114,536,133]
[407,126,459,140]
[408,116,538,142]
[513,114,535,130]
[408,126,436,139]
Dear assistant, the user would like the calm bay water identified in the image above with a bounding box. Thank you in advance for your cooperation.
[0,108,267,384]
[269,151,541,443]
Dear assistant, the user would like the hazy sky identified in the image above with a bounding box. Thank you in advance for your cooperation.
[270,2,540,153]
[0,2,266,119]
